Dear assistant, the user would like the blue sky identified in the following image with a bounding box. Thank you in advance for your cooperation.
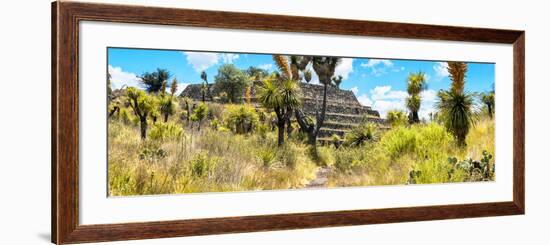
[108,47,494,119]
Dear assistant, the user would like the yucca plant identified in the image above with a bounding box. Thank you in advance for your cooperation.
[406,72,427,123]
[344,123,377,147]
[126,87,158,139]
[481,91,495,118]
[190,103,208,131]
[257,71,301,146]
[159,95,176,122]
[436,62,477,147]
[304,69,312,83]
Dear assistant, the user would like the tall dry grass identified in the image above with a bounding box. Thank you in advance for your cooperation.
[108,119,317,196]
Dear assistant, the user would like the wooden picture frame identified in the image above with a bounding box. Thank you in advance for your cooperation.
[52,1,525,244]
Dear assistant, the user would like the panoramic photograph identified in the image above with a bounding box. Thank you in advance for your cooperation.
[107,47,495,196]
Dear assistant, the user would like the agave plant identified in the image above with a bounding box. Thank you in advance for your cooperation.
[344,123,377,147]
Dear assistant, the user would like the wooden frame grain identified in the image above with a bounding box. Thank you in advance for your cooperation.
[52,1,525,244]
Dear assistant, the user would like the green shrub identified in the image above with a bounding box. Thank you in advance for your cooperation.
[224,104,259,134]
[258,148,277,169]
[317,147,335,167]
[344,123,377,147]
[148,122,184,141]
[188,153,218,178]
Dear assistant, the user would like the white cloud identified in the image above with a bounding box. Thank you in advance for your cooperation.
[370,85,408,101]
[361,59,393,68]
[433,62,449,79]
[258,63,273,71]
[357,94,373,107]
[182,52,240,72]
[373,100,407,118]
[183,52,219,72]
[221,53,239,63]
[334,58,354,80]
[360,59,394,77]
[356,85,438,119]
[108,65,141,89]
[350,86,359,95]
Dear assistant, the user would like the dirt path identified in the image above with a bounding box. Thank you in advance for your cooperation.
[306,167,331,188]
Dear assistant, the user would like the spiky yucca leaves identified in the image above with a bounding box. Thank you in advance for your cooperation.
[159,95,177,122]
[437,90,477,146]
[344,123,378,147]
[257,75,302,146]
[190,103,208,131]
[437,62,477,147]
[332,75,343,88]
[386,110,408,127]
[170,78,178,97]
[126,87,158,139]
[304,69,312,83]
[447,62,467,94]
[481,92,495,118]
[312,57,340,85]
[224,104,260,134]
[406,72,427,123]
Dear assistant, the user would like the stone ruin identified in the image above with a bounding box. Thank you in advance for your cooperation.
[180,82,386,141]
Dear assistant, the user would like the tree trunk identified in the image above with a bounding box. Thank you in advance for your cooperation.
[140,118,147,139]
[163,113,169,123]
[285,108,293,138]
[277,120,285,146]
[487,105,493,119]
[412,111,420,123]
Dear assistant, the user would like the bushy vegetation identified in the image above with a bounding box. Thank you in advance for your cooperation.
[108,59,495,196]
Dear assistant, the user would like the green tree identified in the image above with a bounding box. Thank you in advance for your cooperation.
[126,87,158,139]
[481,91,495,118]
[213,64,248,103]
[257,71,302,146]
[190,103,208,131]
[139,68,171,93]
[386,110,408,127]
[245,66,269,81]
[406,72,427,123]
[436,62,476,147]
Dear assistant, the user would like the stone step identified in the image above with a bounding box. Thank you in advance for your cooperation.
[322,121,359,130]
[302,100,367,115]
[318,128,348,138]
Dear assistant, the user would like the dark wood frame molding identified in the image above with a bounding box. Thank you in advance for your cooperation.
[52,1,525,244]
